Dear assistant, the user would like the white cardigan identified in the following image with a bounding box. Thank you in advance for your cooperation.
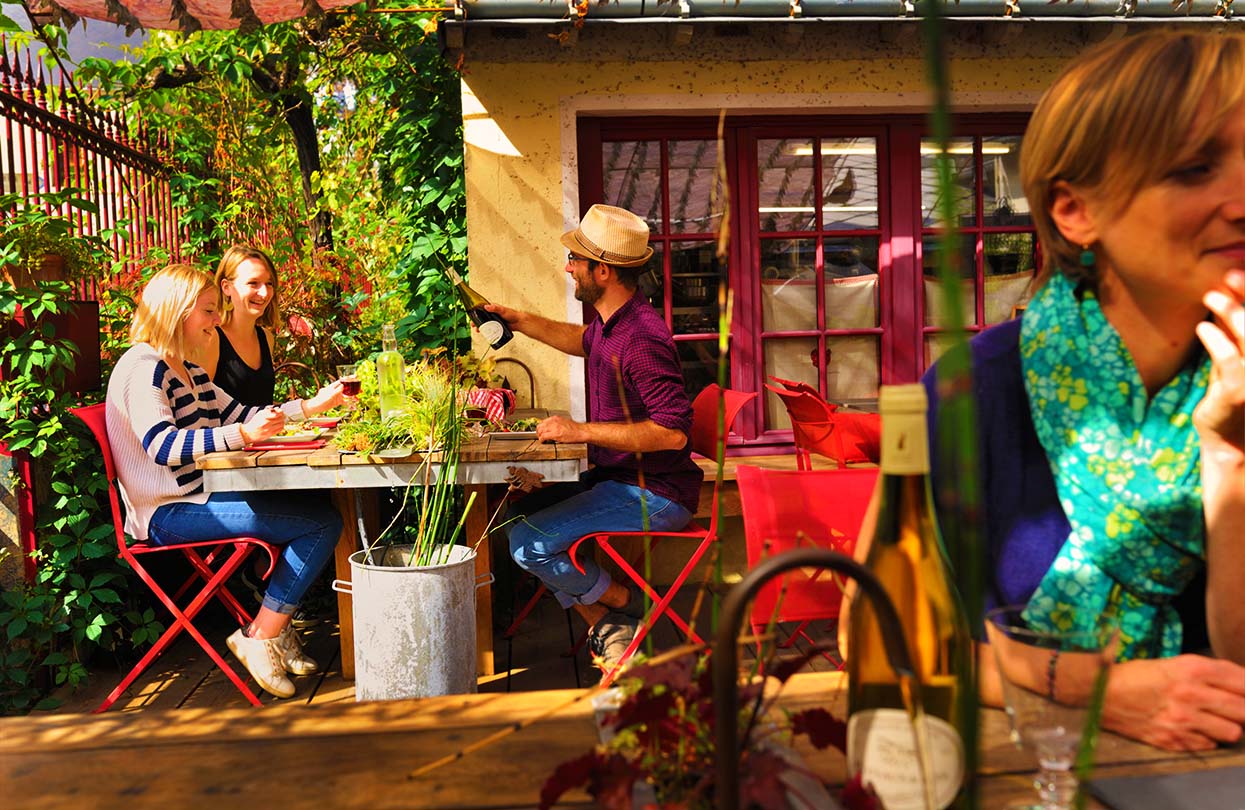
[105,343,305,540]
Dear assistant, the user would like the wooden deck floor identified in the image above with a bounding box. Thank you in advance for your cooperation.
[49,571,842,714]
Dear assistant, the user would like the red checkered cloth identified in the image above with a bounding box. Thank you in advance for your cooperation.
[465,388,515,423]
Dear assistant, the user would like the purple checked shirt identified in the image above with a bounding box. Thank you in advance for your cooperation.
[581,292,703,513]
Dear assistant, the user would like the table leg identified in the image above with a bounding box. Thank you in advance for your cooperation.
[465,483,494,677]
[330,489,378,680]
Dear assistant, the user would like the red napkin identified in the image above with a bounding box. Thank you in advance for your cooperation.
[246,439,328,451]
[466,388,515,423]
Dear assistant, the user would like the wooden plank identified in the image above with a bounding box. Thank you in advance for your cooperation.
[485,436,559,462]
[306,445,347,467]
[196,450,259,470]
[460,437,491,463]
[256,448,318,467]
[555,442,587,461]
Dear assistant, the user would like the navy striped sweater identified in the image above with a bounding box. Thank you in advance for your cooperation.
[105,343,306,540]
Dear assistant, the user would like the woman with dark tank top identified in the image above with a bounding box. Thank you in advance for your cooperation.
[202,244,280,405]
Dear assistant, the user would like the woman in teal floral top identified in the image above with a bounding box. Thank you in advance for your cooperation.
[956,30,1245,752]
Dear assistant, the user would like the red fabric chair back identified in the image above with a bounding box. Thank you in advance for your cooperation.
[689,383,757,459]
[737,464,879,627]
[763,384,878,466]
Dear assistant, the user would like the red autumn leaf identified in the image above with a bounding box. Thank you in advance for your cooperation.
[589,753,641,810]
[540,751,601,810]
[790,707,848,753]
[841,772,884,810]
[624,654,696,693]
[287,313,313,337]
[739,749,796,810]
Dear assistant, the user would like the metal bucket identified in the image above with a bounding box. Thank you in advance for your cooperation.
[332,544,490,702]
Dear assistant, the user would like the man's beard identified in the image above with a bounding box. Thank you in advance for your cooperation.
[574,276,604,305]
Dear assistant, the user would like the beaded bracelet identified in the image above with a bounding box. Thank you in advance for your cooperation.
[1046,649,1061,701]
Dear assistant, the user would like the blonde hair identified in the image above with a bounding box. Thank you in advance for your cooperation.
[1021,30,1245,285]
[215,243,280,329]
[130,264,216,361]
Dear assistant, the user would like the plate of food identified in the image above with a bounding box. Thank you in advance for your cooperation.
[488,417,542,439]
[263,426,326,444]
[308,416,342,429]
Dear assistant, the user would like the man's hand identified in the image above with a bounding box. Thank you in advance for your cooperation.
[536,414,584,444]
[240,406,285,445]
[1102,655,1245,751]
[482,303,524,332]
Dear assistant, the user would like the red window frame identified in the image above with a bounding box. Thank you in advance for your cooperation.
[577,113,1032,451]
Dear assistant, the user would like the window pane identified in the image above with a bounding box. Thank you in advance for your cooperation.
[821,137,879,229]
[758,138,816,232]
[638,242,666,314]
[923,235,977,327]
[921,138,975,228]
[984,233,1036,324]
[763,337,819,430]
[925,333,958,369]
[668,140,721,234]
[603,140,662,230]
[827,335,879,406]
[670,240,722,334]
[982,137,1030,227]
[825,237,879,329]
[760,238,817,332]
[676,339,721,401]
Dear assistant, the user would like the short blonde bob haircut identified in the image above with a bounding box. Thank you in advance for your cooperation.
[130,264,216,361]
[215,243,280,329]
[1021,30,1245,285]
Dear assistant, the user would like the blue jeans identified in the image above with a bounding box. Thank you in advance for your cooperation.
[506,479,692,609]
[149,491,342,615]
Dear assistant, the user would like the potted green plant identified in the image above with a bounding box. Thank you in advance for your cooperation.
[0,191,106,288]
[0,191,109,396]
[330,352,492,702]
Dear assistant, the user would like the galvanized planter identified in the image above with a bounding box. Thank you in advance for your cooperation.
[334,544,489,702]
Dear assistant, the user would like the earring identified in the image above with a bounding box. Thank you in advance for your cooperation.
[221,295,233,313]
[1079,244,1096,270]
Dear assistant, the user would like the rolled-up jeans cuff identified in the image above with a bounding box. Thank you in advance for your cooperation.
[553,591,576,610]
[260,595,297,615]
[575,568,612,607]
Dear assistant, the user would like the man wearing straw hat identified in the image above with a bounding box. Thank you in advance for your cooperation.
[484,204,703,678]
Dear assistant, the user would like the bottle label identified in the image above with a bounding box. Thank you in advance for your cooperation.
[847,709,964,810]
[478,320,504,345]
[880,410,929,475]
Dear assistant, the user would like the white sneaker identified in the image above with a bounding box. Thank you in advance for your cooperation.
[276,625,320,676]
[226,628,296,699]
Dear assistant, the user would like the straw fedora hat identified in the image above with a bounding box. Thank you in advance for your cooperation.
[560,204,654,268]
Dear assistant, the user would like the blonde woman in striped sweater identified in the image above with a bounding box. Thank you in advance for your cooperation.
[106,264,345,699]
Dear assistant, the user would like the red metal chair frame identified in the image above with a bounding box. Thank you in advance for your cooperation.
[71,404,278,712]
[568,384,757,684]
[736,464,879,665]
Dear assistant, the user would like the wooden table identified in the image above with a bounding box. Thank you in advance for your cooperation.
[196,421,587,679]
[3,671,1239,809]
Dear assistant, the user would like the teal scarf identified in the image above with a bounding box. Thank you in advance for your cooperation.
[1019,273,1208,659]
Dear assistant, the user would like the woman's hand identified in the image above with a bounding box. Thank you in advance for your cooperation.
[240,406,285,445]
[304,380,346,416]
[1194,269,1245,451]
[1102,655,1245,751]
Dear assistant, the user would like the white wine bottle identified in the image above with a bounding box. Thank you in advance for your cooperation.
[847,383,972,810]
[446,267,513,350]
[376,323,406,422]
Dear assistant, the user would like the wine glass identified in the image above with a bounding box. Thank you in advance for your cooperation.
[985,605,1119,810]
[337,364,360,408]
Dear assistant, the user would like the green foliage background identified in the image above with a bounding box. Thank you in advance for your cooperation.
[1,10,471,713]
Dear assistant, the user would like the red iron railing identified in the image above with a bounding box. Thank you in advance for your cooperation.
[0,38,186,581]
[0,36,185,298]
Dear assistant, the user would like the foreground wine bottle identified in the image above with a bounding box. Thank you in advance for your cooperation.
[376,323,406,422]
[847,383,972,810]
[446,267,513,350]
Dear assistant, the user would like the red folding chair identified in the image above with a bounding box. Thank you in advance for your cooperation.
[736,464,879,666]
[71,404,279,712]
[568,383,757,684]
[764,384,879,468]
[767,374,826,399]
